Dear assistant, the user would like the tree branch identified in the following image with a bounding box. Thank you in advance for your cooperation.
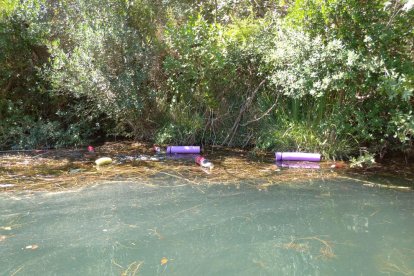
[222,79,266,146]
[240,94,279,127]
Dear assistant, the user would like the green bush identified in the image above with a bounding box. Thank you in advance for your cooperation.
[0,0,412,159]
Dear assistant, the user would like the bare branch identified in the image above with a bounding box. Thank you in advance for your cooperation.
[222,79,266,146]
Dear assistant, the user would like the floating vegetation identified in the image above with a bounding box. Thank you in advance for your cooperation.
[282,240,310,253]
[0,142,412,193]
[278,236,336,260]
[121,261,144,276]
[376,248,414,275]
[0,142,331,192]
[148,227,164,240]
[111,259,144,276]
[10,266,24,276]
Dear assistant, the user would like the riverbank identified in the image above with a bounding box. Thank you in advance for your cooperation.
[0,141,413,193]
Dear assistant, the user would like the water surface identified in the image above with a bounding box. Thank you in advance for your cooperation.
[1,178,413,275]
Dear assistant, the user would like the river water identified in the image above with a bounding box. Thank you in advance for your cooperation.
[1,177,413,275]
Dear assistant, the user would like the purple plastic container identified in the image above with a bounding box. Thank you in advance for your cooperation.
[275,152,321,162]
[276,161,320,169]
[167,146,200,154]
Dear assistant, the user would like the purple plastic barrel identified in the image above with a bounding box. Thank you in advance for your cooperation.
[276,161,320,169]
[275,152,321,162]
[167,146,200,154]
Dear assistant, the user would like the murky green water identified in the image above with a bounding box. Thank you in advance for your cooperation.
[1,178,413,275]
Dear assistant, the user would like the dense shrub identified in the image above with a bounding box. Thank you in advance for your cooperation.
[0,0,412,159]
[254,26,413,158]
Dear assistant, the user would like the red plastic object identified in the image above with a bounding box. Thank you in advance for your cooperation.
[195,156,213,168]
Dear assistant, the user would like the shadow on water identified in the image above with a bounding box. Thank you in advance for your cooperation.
[0,177,413,275]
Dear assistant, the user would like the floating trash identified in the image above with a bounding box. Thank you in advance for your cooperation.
[95,157,113,166]
[153,145,162,153]
[195,156,214,169]
[167,146,200,154]
[25,244,39,250]
[275,152,321,162]
[330,162,347,169]
[0,184,15,188]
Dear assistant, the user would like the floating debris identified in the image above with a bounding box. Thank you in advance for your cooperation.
[25,244,39,250]
[279,236,336,260]
[167,146,200,154]
[0,184,15,188]
[195,156,214,169]
[153,145,162,153]
[0,226,12,231]
[95,157,113,166]
[376,248,414,275]
[120,260,143,276]
[330,162,347,169]
[0,141,411,193]
[160,257,168,265]
[275,152,321,162]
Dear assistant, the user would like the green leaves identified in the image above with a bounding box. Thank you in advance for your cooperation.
[0,0,412,156]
